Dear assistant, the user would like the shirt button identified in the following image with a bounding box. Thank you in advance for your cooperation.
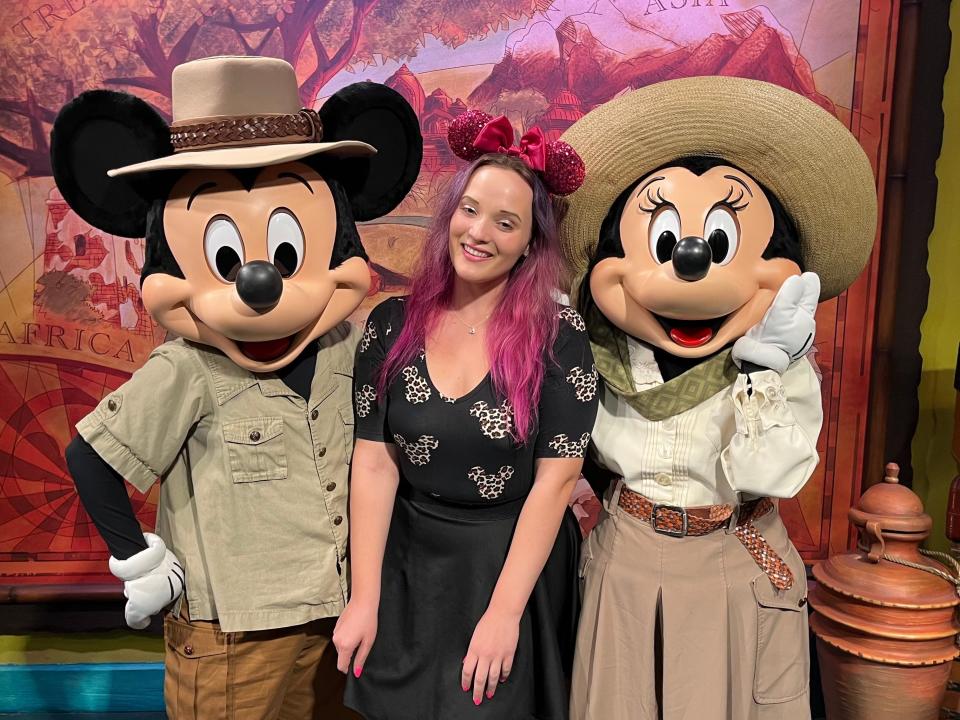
[655,473,672,487]
[183,644,194,656]
[311,409,319,421]
[318,446,327,457]
[107,399,118,412]
[249,430,261,442]
[333,515,343,526]
[326,482,336,492]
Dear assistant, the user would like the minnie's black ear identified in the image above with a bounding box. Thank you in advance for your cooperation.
[317,82,422,221]
[50,90,173,238]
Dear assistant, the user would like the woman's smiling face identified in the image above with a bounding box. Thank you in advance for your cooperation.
[448,165,534,286]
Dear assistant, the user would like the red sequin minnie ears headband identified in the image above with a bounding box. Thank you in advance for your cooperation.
[447,110,585,196]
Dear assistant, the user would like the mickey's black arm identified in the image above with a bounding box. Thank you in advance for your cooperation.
[65,435,149,560]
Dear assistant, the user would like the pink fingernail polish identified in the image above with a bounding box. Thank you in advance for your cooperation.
[474,697,482,706]
[486,691,493,699]
[462,684,469,692]
[354,666,362,678]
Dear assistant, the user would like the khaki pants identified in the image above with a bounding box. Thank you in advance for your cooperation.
[163,607,361,720]
[571,481,811,720]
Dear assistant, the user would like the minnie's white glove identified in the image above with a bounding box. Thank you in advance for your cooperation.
[732,272,820,375]
[109,532,184,630]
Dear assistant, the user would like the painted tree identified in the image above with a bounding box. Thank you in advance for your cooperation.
[488,88,549,135]
[0,0,548,178]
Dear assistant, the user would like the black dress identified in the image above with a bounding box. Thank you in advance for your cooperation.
[343,297,599,720]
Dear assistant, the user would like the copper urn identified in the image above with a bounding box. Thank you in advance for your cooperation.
[809,463,960,719]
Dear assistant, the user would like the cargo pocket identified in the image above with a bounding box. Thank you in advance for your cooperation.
[163,613,228,720]
[222,416,287,483]
[338,403,355,464]
[752,573,810,704]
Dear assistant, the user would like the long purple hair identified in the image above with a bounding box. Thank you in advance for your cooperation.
[377,153,565,442]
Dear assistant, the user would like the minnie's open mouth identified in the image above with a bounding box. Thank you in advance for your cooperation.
[653,314,729,349]
[237,335,296,362]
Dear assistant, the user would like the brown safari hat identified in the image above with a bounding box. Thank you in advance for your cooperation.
[108,55,374,177]
[559,76,878,300]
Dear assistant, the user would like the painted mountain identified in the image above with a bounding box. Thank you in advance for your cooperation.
[469,3,835,133]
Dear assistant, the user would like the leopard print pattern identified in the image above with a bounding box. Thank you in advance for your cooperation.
[468,465,514,500]
[469,400,514,439]
[355,384,376,418]
[558,307,586,331]
[547,432,590,458]
[402,366,431,404]
[393,433,439,466]
[566,365,598,402]
[360,321,377,353]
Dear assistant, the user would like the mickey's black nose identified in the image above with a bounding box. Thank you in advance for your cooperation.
[672,236,712,282]
[236,260,283,311]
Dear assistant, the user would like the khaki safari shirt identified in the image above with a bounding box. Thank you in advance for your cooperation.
[77,322,358,632]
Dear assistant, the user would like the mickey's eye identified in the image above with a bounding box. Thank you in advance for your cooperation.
[267,209,305,278]
[649,206,680,264]
[204,216,244,282]
[704,206,739,265]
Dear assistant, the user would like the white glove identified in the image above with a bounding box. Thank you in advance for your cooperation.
[109,532,184,630]
[732,272,820,375]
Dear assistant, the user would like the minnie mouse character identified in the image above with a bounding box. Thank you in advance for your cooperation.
[559,76,877,719]
[54,56,421,719]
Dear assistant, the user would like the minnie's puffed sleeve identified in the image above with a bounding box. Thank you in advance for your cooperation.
[720,357,823,498]
[353,298,398,443]
[534,308,599,458]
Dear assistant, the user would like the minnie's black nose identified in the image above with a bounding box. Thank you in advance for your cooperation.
[672,236,712,282]
[235,260,283,311]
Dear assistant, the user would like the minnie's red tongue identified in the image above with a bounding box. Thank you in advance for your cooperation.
[238,336,293,361]
[669,327,713,348]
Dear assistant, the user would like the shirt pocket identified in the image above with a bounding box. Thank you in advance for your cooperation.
[222,416,288,483]
[752,573,809,704]
[338,402,355,464]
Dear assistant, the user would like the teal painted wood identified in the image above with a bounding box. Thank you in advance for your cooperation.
[0,663,163,713]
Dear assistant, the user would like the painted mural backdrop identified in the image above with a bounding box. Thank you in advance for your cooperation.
[0,0,899,589]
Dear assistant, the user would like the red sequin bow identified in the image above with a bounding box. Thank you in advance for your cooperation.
[471,115,547,172]
[447,109,585,196]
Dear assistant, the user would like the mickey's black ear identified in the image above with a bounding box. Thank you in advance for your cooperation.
[50,90,173,238]
[318,82,422,221]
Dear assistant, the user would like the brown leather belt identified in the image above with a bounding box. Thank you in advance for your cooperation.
[618,485,794,590]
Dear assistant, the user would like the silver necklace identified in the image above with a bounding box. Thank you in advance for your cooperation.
[450,308,493,335]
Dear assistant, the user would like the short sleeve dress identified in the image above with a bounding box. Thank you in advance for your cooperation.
[343,297,599,720]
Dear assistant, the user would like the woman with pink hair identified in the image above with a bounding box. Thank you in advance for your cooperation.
[335,114,597,719]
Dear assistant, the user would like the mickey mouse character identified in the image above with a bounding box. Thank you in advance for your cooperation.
[559,76,877,720]
[54,56,420,719]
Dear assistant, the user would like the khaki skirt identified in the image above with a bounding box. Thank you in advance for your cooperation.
[571,480,811,720]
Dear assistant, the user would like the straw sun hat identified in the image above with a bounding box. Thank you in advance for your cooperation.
[559,76,878,301]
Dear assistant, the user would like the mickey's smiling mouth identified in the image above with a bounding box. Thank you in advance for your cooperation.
[653,313,729,349]
[236,334,296,362]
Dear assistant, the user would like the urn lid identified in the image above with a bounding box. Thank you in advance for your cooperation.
[813,463,958,608]
[848,463,932,534]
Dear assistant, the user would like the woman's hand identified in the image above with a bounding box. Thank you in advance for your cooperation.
[333,599,379,678]
[461,608,520,705]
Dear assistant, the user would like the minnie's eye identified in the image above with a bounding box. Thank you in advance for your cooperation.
[204,216,244,282]
[704,207,739,265]
[649,206,680,264]
[267,209,304,278]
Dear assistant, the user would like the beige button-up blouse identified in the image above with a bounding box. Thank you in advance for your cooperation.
[591,338,823,508]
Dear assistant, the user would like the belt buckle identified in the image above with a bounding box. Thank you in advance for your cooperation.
[651,504,688,537]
